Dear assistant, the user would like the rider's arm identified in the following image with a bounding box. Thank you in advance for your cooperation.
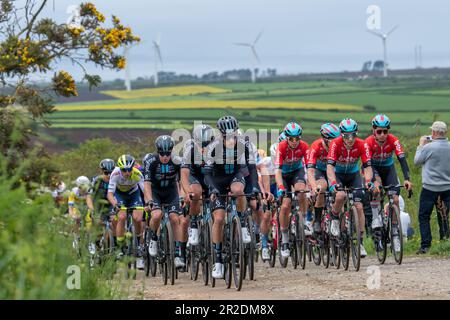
[326,164,337,188]
[180,168,191,195]
[86,194,94,212]
[107,171,118,207]
[307,167,317,192]
[143,181,153,204]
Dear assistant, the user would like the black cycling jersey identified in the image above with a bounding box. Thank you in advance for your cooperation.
[143,153,181,188]
[91,175,109,201]
[203,136,258,193]
[181,139,207,178]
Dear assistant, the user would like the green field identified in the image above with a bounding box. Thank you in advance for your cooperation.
[49,77,450,137]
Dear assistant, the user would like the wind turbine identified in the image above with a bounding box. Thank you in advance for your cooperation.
[367,25,399,77]
[234,31,263,83]
[153,34,163,86]
[124,45,132,91]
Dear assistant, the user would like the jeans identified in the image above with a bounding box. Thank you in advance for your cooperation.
[418,188,450,248]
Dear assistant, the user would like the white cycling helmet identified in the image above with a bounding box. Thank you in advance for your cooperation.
[75,176,90,188]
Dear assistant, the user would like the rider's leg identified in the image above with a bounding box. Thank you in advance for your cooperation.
[231,182,245,212]
[132,210,144,245]
[115,210,127,247]
[280,197,292,245]
[188,183,203,244]
[371,176,383,230]
[212,209,226,263]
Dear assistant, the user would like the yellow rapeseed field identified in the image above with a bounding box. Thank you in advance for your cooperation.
[100,85,231,99]
[56,100,361,111]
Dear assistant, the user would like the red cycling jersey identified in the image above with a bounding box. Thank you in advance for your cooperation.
[327,136,371,174]
[307,138,328,172]
[365,134,404,167]
[275,140,309,174]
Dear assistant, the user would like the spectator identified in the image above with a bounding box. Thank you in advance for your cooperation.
[414,121,450,254]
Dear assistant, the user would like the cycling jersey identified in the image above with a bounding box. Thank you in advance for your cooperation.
[143,153,181,188]
[204,136,258,195]
[327,137,371,174]
[91,175,109,200]
[258,156,275,176]
[181,139,207,178]
[307,138,329,172]
[68,187,90,206]
[108,167,144,195]
[365,134,404,167]
[275,140,309,174]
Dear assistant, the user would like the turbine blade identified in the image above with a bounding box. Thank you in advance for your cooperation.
[387,25,399,36]
[251,47,261,64]
[156,33,161,45]
[155,47,163,66]
[367,29,383,38]
[234,42,251,47]
[253,30,263,46]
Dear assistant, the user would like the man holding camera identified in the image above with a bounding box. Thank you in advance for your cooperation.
[414,121,450,254]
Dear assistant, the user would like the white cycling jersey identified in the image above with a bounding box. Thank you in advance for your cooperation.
[108,167,144,194]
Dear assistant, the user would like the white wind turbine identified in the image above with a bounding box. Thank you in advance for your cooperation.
[123,45,132,91]
[234,31,263,83]
[367,25,399,77]
[153,34,163,86]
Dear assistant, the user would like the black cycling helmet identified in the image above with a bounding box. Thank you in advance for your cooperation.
[155,135,174,153]
[117,154,135,170]
[99,158,115,172]
[193,124,215,147]
[216,116,239,134]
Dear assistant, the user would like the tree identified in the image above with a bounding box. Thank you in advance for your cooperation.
[0,1,140,185]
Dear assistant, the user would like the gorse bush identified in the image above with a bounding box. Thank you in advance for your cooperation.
[0,155,124,299]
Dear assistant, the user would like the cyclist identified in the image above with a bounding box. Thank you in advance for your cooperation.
[107,155,145,268]
[180,124,216,246]
[365,114,413,252]
[275,122,310,262]
[143,135,186,270]
[327,118,373,258]
[255,148,274,261]
[307,123,340,234]
[204,115,259,279]
[91,159,115,224]
[68,176,95,248]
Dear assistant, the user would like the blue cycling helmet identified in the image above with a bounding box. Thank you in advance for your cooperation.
[320,123,340,139]
[278,131,286,142]
[372,114,391,129]
[284,122,302,137]
[339,118,358,133]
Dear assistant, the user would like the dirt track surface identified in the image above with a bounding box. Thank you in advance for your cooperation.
[130,256,450,300]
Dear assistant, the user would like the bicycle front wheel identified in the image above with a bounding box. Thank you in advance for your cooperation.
[349,206,361,271]
[390,204,403,265]
[231,216,244,291]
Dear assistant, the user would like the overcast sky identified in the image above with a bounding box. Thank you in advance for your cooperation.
[36,0,450,80]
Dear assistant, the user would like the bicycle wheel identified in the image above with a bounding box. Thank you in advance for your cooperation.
[321,216,330,268]
[311,240,322,266]
[296,215,307,270]
[201,220,210,286]
[330,237,340,269]
[269,220,277,268]
[224,223,232,289]
[126,224,137,280]
[190,244,200,281]
[159,225,168,285]
[166,220,176,285]
[208,219,216,288]
[277,215,288,268]
[100,227,114,265]
[289,215,298,269]
[246,215,255,281]
[231,216,244,291]
[376,224,388,265]
[390,204,403,265]
[349,206,361,271]
[339,212,350,271]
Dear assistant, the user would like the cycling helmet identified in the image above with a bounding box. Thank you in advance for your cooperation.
[75,176,90,188]
[117,154,136,169]
[99,158,115,171]
[320,123,340,139]
[217,116,239,134]
[193,124,215,147]
[284,122,302,137]
[278,131,286,142]
[339,118,358,133]
[155,135,174,153]
[372,114,391,129]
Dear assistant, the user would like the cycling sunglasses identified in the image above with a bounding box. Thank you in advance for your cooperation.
[103,170,112,175]
[342,132,357,140]
[288,136,300,142]
[159,151,172,157]
[120,167,133,172]
[375,129,389,135]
